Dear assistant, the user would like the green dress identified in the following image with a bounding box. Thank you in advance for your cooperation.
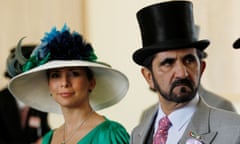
[42,118,129,144]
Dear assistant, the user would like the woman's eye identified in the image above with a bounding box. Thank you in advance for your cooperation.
[71,71,81,76]
[49,73,60,78]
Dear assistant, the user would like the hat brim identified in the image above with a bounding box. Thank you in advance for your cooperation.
[133,39,210,65]
[8,60,129,114]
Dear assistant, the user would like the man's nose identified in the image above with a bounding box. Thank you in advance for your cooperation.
[174,63,189,78]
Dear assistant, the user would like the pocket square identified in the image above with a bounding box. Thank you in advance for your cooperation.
[186,138,203,144]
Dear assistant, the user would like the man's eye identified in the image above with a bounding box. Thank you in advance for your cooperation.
[159,59,175,72]
[185,56,196,64]
[160,59,174,66]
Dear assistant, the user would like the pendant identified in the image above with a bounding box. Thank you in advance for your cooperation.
[61,141,65,144]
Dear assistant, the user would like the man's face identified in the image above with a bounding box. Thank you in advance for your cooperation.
[143,48,203,103]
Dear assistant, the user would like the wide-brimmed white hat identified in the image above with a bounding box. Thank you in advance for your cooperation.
[8,60,129,114]
[8,24,129,114]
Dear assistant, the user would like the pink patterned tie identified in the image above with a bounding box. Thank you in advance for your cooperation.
[153,116,172,144]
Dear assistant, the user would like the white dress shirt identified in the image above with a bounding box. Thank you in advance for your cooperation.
[153,94,199,144]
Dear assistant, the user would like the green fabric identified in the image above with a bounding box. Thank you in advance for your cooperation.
[42,118,129,144]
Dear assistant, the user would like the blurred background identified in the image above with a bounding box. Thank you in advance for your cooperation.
[1,0,240,133]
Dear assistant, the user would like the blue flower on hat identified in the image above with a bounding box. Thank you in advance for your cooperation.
[22,24,97,72]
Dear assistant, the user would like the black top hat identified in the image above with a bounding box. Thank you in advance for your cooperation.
[233,38,240,49]
[133,1,210,66]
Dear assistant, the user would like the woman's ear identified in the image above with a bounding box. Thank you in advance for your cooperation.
[89,78,96,92]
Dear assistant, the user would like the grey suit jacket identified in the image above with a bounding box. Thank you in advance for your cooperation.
[130,98,240,144]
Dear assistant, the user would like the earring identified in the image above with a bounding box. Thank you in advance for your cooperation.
[88,89,92,93]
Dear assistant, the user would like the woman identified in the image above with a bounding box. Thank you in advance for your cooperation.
[8,24,129,144]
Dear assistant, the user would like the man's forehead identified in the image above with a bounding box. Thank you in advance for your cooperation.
[155,48,197,58]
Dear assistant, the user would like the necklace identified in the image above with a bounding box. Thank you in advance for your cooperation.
[61,110,94,144]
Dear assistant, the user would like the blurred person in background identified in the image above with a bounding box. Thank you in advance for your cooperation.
[0,40,50,144]
[194,25,235,112]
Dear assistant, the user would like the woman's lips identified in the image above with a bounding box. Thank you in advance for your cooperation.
[58,92,74,97]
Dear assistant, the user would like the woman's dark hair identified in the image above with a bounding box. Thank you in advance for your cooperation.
[85,67,94,80]
[46,67,94,80]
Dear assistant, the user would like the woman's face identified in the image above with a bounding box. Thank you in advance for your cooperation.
[48,67,96,108]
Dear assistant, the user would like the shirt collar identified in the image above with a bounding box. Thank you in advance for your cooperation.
[155,94,199,131]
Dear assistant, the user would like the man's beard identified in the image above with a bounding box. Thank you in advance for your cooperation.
[152,76,198,103]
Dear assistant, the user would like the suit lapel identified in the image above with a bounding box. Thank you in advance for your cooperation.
[137,104,158,144]
[178,98,217,144]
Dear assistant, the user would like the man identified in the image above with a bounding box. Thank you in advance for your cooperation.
[140,27,236,123]
[130,1,240,144]
[0,40,50,144]
[140,52,236,123]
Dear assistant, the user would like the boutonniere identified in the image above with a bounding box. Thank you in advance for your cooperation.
[185,131,204,144]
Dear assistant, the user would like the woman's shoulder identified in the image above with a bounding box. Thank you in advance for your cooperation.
[92,117,130,143]
[42,130,54,144]
[102,118,127,128]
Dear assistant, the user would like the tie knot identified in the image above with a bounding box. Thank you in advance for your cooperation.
[158,116,171,131]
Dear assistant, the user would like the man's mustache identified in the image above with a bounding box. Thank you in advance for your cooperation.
[171,78,194,91]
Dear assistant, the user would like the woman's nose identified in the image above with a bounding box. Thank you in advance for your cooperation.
[60,76,70,88]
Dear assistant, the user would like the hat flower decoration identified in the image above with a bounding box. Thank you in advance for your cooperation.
[9,24,129,114]
[23,24,97,71]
